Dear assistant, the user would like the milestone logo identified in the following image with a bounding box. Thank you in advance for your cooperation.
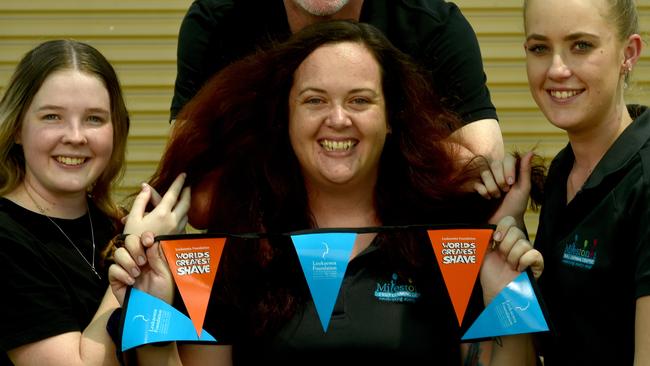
[562,234,598,270]
[374,273,421,303]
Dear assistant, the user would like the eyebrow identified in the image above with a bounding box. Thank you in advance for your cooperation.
[35,105,109,114]
[297,87,379,96]
[526,32,599,42]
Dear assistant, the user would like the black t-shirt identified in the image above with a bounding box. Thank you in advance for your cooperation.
[171,0,496,124]
[0,198,114,365]
[534,105,650,365]
[199,232,484,365]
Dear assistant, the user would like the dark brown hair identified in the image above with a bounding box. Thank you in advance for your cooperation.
[0,40,129,227]
[150,20,500,337]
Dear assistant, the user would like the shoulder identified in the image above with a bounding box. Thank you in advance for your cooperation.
[378,0,459,23]
[0,198,33,237]
[188,0,234,13]
[628,105,650,184]
[185,0,282,21]
[364,0,477,54]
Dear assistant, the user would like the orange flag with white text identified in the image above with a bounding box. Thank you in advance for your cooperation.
[161,237,226,337]
[427,229,492,325]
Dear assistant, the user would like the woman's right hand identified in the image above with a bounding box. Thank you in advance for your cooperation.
[108,232,175,306]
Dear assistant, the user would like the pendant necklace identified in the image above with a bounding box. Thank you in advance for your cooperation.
[24,184,101,280]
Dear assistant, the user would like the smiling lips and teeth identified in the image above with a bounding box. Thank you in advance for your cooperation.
[56,156,86,166]
[320,139,357,152]
[549,89,582,99]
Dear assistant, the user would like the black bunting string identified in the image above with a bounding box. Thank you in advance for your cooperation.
[155,223,496,242]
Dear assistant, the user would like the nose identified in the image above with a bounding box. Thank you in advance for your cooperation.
[548,53,572,80]
[61,121,87,145]
[325,105,352,129]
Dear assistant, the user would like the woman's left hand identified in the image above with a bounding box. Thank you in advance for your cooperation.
[124,173,191,236]
[487,152,533,227]
[480,216,543,304]
[109,232,175,306]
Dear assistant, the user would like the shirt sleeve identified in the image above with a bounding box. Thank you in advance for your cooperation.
[634,154,650,298]
[422,4,497,124]
[171,1,231,121]
[0,235,81,351]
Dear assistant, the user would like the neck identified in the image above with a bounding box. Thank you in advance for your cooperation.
[284,0,364,33]
[565,104,632,202]
[10,180,88,219]
[568,103,632,171]
[307,182,379,260]
[307,185,379,229]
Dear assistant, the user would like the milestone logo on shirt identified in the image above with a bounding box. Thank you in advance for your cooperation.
[374,273,421,303]
[562,234,598,270]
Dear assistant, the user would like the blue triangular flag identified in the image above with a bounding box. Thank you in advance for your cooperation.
[122,288,217,351]
[291,232,356,332]
[462,272,549,340]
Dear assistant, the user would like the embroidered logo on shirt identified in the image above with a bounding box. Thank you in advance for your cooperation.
[562,234,598,269]
[374,273,421,303]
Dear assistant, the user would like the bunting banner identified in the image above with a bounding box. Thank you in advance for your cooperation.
[160,237,227,338]
[427,229,492,326]
[290,232,357,332]
[461,271,549,340]
[118,225,548,349]
[121,287,217,351]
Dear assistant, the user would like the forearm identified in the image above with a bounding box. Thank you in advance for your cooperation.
[135,343,183,366]
[451,119,505,162]
[489,335,536,366]
[79,288,121,365]
[635,296,650,365]
[8,288,121,366]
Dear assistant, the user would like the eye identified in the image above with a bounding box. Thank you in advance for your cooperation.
[526,43,549,55]
[87,115,106,124]
[350,97,370,105]
[572,41,594,53]
[42,114,60,121]
[303,97,326,106]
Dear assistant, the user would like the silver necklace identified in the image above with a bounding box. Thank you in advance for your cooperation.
[24,185,101,280]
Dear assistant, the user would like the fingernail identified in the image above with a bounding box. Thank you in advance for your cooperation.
[141,183,150,192]
[138,256,146,265]
[493,231,502,241]
[127,277,135,285]
[143,236,154,246]
[507,176,515,185]
[131,267,140,277]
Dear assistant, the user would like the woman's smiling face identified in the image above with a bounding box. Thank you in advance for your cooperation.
[288,41,388,191]
[524,0,629,134]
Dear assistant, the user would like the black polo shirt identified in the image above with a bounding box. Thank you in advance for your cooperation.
[171,0,496,124]
[202,232,484,365]
[535,105,650,365]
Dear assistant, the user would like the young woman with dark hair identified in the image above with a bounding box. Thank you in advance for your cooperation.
[0,40,190,366]
[110,20,542,365]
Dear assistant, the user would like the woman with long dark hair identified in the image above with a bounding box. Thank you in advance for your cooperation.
[110,20,542,365]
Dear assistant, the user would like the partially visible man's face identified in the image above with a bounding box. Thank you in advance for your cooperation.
[292,0,350,16]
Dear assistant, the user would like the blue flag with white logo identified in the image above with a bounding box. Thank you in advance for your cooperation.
[462,272,549,340]
[291,232,356,332]
[122,287,217,351]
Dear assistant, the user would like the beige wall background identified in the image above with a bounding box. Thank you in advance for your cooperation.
[1,0,648,237]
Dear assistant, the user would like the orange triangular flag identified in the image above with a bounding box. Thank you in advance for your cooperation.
[160,237,227,337]
[427,229,492,325]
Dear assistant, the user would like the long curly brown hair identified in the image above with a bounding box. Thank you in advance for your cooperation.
[150,20,544,338]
